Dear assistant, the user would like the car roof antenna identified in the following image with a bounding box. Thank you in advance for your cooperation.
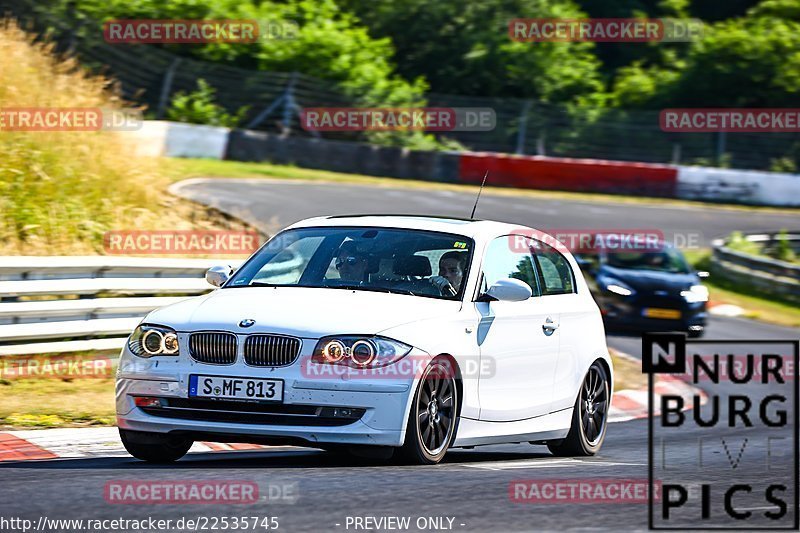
[470,170,489,220]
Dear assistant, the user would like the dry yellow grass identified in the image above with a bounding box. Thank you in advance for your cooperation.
[0,20,252,255]
[610,348,644,392]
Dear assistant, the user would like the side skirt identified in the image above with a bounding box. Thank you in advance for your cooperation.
[451,408,572,448]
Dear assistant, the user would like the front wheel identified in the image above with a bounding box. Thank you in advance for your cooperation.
[548,362,610,457]
[120,429,193,463]
[399,358,459,464]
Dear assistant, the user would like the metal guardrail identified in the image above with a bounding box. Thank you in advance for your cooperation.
[0,256,232,281]
[710,232,800,304]
[0,258,243,356]
[0,255,309,356]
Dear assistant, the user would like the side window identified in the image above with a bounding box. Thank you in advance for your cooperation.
[252,236,323,284]
[531,239,576,295]
[480,236,540,296]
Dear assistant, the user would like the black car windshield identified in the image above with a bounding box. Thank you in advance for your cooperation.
[604,248,690,274]
[225,226,474,300]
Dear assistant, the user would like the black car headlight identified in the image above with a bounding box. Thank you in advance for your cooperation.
[128,324,180,358]
[681,284,709,303]
[311,335,412,368]
[601,278,636,297]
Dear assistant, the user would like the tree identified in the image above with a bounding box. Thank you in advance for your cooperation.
[339,0,604,102]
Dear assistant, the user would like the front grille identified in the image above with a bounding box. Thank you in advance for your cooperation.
[244,335,301,367]
[189,332,238,365]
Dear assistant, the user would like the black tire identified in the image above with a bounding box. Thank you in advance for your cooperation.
[548,362,610,457]
[119,429,193,463]
[687,328,704,339]
[399,358,459,465]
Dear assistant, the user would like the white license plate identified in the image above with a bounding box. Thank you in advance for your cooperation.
[189,375,283,402]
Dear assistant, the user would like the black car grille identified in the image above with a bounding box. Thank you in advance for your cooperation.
[244,335,301,367]
[141,398,364,426]
[189,332,238,365]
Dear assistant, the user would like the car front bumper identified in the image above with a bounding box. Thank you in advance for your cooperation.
[116,340,426,448]
[599,295,707,333]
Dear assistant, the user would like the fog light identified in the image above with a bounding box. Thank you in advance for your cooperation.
[134,396,165,408]
[333,408,356,418]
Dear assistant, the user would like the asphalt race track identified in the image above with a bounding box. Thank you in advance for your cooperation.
[171,178,800,247]
[1,178,798,532]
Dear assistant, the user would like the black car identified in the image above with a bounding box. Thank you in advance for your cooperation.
[576,242,709,337]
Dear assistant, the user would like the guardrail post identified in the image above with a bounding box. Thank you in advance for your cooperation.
[515,101,531,155]
[156,58,183,119]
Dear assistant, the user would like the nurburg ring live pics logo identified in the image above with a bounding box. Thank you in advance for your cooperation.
[644,333,799,529]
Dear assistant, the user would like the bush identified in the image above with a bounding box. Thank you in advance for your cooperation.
[726,231,762,256]
[772,230,797,263]
[166,79,249,128]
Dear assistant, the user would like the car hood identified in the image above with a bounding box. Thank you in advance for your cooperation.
[598,266,698,293]
[143,286,460,339]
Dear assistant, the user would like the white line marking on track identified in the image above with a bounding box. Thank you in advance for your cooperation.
[458,458,645,471]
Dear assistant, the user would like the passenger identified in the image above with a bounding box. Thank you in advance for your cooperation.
[430,251,466,296]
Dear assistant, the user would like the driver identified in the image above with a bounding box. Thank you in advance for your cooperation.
[335,241,369,283]
[429,251,466,296]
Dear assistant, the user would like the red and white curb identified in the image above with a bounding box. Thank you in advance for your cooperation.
[608,350,707,423]
[0,427,295,462]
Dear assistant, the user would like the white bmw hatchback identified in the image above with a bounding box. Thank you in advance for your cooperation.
[117,215,613,464]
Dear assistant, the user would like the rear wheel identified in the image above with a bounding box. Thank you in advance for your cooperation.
[119,429,193,463]
[399,358,459,464]
[548,362,609,457]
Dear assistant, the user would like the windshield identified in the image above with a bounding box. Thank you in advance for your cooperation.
[604,248,690,274]
[226,226,474,300]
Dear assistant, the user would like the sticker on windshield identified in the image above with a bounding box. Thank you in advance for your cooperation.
[453,241,468,249]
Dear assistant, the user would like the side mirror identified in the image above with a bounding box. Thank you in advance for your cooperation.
[206,265,234,287]
[482,278,532,302]
[696,271,710,279]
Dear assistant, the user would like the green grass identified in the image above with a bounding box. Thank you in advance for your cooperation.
[684,249,800,328]
[0,378,115,428]
[164,158,800,215]
[0,350,117,428]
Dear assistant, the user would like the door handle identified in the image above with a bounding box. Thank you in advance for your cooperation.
[542,317,559,335]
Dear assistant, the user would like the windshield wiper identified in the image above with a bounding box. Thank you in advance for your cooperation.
[328,284,415,296]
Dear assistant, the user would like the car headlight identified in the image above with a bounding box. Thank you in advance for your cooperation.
[128,324,180,358]
[312,336,412,368]
[604,279,635,297]
[681,284,709,303]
